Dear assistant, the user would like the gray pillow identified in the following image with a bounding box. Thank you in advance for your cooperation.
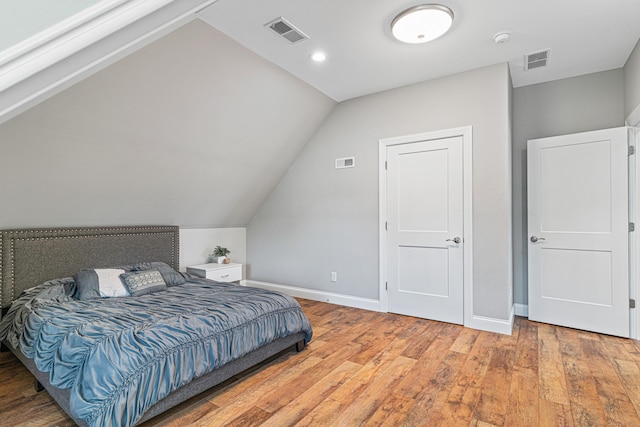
[119,269,167,296]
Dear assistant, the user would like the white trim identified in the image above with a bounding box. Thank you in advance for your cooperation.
[633,126,640,340]
[0,0,173,92]
[242,278,513,334]
[378,141,389,312]
[627,104,640,127]
[465,306,515,335]
[514,303,529,317]
[0,0,132,68]
[0,0,218,125]
[241,280,381,312]
[379,126,476,329]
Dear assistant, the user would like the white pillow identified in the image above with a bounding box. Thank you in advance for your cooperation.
[95,268,129,297]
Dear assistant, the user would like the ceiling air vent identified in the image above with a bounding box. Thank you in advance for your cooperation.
[265,17,308,44]
[524,49,551,71]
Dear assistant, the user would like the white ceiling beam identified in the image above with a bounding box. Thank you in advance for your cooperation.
[0,0,218,125]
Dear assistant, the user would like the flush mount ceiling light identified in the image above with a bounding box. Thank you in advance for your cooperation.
[391,4,454,44]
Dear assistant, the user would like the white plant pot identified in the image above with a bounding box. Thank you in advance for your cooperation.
[217,257,226,264]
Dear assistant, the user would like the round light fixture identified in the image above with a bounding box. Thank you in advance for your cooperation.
[493,31,512,44]
[391,4,454,44]
[310,51,327,62]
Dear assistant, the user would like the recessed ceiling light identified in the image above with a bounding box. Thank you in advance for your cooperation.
[391,4,454,44]
[310,51,327,62]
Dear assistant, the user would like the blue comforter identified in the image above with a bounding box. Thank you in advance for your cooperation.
[0,277,312,427]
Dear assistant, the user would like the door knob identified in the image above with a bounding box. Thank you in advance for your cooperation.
[446,237,461,244]
[530,236,546,243]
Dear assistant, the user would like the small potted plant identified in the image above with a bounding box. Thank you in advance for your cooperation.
[212,246,231,264]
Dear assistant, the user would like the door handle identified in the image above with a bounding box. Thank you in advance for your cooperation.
[530,236,546,243]
[446,237,461,244]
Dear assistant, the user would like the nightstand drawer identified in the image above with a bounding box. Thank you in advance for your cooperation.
[186,263,242,283]
[205,267,241,282]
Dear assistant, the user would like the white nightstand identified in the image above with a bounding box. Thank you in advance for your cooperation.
[186,263,242,283]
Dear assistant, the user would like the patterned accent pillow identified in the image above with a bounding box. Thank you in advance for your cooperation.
[132,261,186,287]
[119,269,167,296]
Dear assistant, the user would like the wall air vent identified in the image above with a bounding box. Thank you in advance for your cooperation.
[524,49,551,71]
[265,17,308,44]
[336,157,355,169]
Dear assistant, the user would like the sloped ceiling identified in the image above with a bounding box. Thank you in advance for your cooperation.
[200,0,640,101]
[0,20,336,229]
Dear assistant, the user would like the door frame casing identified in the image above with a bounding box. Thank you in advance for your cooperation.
[630,126,640,340]
[379,126,473,327]
[626,103,640,340]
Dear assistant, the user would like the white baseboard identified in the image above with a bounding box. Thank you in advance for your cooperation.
[241,280,381,312]
[514,303,529,317]
[465,305,515,335]
[243,279,516,335]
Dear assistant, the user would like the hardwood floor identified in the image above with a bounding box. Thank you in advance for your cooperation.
[3,298,640,426]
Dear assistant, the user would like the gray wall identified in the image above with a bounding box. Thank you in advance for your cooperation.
[248,63,513,321]
[0,20,336,229]
[625,39,640,119]
[512,69,625,305]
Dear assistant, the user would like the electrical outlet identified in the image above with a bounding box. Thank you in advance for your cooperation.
[330,272,337,282]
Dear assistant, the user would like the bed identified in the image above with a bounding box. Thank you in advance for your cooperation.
[0,226,312,427]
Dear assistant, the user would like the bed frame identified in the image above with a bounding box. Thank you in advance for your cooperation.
[0,226,305,426]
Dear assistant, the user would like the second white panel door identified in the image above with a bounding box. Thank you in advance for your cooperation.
[527,127,629,337]
[386,136,464,324]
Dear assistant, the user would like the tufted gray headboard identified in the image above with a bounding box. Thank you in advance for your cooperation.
[0,226,179,310]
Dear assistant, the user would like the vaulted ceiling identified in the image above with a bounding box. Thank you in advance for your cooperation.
[197,0,640,101]
[0,21,335,229]
[0,1,639,229]
[3,0,639,114]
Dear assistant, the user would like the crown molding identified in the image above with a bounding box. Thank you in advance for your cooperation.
[0,0,218,125]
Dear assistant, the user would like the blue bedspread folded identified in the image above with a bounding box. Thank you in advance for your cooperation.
[0,278,312,427]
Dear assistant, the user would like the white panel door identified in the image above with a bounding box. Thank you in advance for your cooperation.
[528,127,629,337]
[387,136,463,324]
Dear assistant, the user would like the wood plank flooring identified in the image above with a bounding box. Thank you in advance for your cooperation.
[3,299,640,426]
